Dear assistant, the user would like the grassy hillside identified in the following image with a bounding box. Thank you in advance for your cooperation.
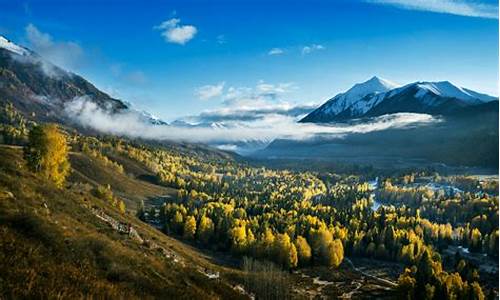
[68,150,177,210]
[0,145,248,299]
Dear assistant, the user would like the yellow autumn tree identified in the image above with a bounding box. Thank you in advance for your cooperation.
[183,216,197,240]
[324,239,344,267]
[274,233,298,269]
[24,124,70,188]
[259,228,275,257]
[119,200,126,214]
[295,235,312,266]
[197,215,214,244]
[230,223,247,253]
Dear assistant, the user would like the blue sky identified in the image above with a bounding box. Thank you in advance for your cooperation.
[0,0,498,121]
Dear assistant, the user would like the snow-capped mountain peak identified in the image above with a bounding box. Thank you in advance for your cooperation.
[306,76,400,118]
[413,81,496,104]
[0,36,28,56]
[301,77,498,123]
[346,76,399,98]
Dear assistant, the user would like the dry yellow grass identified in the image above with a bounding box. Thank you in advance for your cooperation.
[0,146,248,299]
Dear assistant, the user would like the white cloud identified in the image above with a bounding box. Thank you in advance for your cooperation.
[155,18,197,45]
[221,81,296,108]
[185,102,316,124]
[256,81,295,94]
[301,44,325,55]
[24,23,84,73]
[368,0,498,19]
[195,82,225,100]
[185,81,311,134]
[268,48,284,55]
[184,82,314,138]
[64,96,439,149]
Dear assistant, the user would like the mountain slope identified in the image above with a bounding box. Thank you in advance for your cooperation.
[0,35,165,126]
[300,77,497,123]
[0,36,127,120]
[0,145,248,299]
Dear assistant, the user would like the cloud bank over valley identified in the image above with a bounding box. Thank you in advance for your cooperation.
[64,96,440,154]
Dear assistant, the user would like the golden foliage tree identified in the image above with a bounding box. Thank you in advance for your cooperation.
[397,268,417,299]
[295,235,312,266]
[119,200,126,214]
[24,124,70,188]
[183,216,197,240]
[197,215,214,244]
[324,239,344,267]
[274,233,298,269]
[172,211,184,234]
[230,223,248,253]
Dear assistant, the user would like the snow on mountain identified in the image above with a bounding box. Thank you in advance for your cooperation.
[301,77,498,123]
[319,76,399,116]
[347,91,389,116]
[413,81,494,104]
[210,122,227,129]
[462,88,498,103]
[0,36,28,56]
[137,109,168,125]
[346,76,399,99]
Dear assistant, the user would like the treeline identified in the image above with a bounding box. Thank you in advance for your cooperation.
[376,180,498,256]
[397,250,485,300]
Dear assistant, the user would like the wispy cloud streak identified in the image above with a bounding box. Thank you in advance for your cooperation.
[368,0,498,19]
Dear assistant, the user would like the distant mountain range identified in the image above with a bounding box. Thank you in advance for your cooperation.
[300,76,497,123]
[256,77,499,169]
[0,35,165,126]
